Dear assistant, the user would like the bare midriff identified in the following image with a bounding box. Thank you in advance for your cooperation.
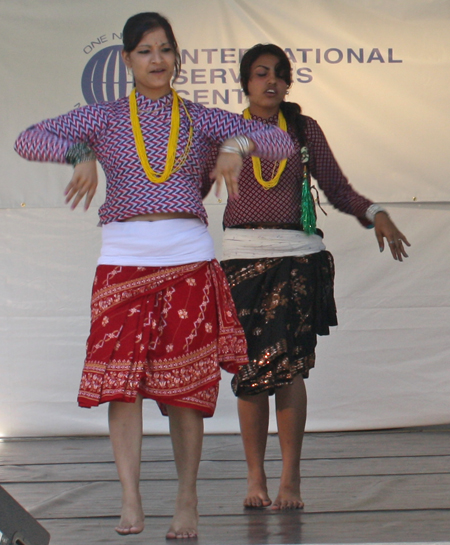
[123,212,197,222]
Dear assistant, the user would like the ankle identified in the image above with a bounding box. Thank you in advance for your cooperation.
[176,491,198,506]
[279,475,301,491]
[248,475,267,483]
[247,466,267,481]
[121,490,142,506]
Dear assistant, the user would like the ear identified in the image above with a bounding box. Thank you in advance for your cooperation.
[121,49,131,68]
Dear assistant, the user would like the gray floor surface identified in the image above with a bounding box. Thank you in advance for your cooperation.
[1,426,449,545]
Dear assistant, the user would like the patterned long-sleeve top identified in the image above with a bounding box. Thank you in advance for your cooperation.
[219,113,373,228]
[14,92,295,225]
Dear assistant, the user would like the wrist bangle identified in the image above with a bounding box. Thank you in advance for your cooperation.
[220,135,251,159]
[366,203,388,223]
[220,145,241,155]
[234,135,251,157]
[66,142,96,166]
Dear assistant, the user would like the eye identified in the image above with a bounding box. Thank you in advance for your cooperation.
[255,71,268,77]
[138,49,150,54]
[162,47,173,53]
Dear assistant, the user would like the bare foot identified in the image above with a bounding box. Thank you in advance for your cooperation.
[271,482,304,510]
[166,496,199,539]
[115,497,145,535]
[243,477,272,508]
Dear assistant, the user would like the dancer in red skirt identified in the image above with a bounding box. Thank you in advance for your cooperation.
[14,13,294,539]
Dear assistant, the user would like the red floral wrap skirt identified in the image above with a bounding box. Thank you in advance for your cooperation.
[78,259,248,416]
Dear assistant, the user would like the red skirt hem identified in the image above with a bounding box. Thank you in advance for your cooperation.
[78,375,220,417]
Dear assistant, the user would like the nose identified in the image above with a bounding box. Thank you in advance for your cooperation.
[151,50,163,64]
[267,70,276,84]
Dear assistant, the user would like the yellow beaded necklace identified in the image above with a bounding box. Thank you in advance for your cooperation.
[129,88,193,184]
[243,107,288,190]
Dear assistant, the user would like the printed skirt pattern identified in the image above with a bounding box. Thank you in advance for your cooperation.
[222,251,337,396]
[78,259,248,416]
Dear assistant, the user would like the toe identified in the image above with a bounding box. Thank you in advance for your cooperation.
[244,494,271,509]
[115,527,131,535]
[166,527,198,539]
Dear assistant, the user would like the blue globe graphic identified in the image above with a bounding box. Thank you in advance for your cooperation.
[81,45,133,104]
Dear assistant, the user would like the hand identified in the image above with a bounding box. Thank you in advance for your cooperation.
[210,137,255,200]
[64,160,98,210]
[210,150,243,201]
[374,212,411,262]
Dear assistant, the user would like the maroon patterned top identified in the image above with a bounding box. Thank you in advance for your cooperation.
[220,113,373,228]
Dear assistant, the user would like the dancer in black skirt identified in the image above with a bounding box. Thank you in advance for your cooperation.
[220,44,410,510]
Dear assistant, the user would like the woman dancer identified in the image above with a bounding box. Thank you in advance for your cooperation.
[14,18,294,539]
[219,44,410,510]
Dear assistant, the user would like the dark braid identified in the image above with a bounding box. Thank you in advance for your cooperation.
[279,101,307,149]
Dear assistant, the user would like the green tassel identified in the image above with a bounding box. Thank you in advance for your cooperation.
[301,166,316,235]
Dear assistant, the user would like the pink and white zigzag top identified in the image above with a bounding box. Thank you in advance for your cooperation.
[14,92,295,225]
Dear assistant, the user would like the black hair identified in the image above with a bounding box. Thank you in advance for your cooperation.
[240,43,307,147]
[122,12,181,81]
[240,44,292,95]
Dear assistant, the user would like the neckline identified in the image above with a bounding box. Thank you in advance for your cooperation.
[135,90,173,112]
[248,112,279,125]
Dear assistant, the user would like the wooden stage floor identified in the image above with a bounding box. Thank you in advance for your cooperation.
[1,426,449,545]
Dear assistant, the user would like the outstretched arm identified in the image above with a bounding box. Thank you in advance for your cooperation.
[65,159,98,211]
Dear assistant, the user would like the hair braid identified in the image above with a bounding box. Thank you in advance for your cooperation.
[279,101,307,148]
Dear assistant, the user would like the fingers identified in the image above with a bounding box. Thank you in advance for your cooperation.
[387,240,404,261]
[386,235,409,262]
[64,182,80,208]
[64,180,76,204]
[84,184,97,211]
[66,180,86,210]
[211,175,238,199]
[65,159,98,210]
[71,187,85,210]
[225,171,239,200]
[211,170,222,198]
[399,232,411,247]
[64,177,97,210]
[211,151,242,201]
[377,231,385,254]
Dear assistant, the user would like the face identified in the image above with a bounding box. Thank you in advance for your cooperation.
[247,53,289,118]
[122,27,175,100]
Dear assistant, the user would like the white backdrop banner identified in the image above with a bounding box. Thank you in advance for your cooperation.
[1,0,449,436]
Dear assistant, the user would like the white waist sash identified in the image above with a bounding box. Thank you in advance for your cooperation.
[222,228,326,260]
[98,218,215,267]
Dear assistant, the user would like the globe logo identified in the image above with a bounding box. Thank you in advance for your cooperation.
[81,45,133,105]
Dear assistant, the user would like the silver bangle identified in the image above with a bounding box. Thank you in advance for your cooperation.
[219,145,241,155]
[66,142,96,166]
[234,135,251,157]
[366,203,388,223]
[220,135,251,159]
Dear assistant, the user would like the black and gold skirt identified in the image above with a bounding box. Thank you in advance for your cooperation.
[221,251,337,396]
